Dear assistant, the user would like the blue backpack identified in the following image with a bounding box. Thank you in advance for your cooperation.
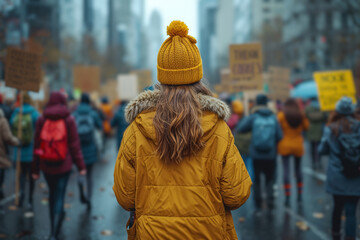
[76,113,95,144]
[252,114,277,152]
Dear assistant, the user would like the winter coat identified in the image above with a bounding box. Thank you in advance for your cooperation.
[10,104,39,163]
[113,90,252,240]
[0,109,20,168]
[305,102,327,142]
[277,112,310,157]
[318,119,360,196]
[100,103,113,135]
[73,103,103,165]
[32,92,86,175]
[111,104,129,149]
[236,106,283,160]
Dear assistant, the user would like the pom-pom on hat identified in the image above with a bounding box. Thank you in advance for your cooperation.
[157,20,203,85]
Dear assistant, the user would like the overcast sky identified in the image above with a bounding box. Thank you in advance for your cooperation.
[144,0,199,40]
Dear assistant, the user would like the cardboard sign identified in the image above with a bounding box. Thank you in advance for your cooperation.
[243,90,264,116]
[117,74,139,101]
[73,65,101,93]
[131,69,153,93]
[268,66,291,101]
[5,48,42,92]
[229,43,263,90]
[314,70,357,111]
[101,80,118,104]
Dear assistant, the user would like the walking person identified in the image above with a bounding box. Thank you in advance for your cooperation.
[113,20,252,240]
[0,109,20,200]
[305,98,327,170]
[111,100,129,150]
[237,94,283,209]
[10,92,39,208]
[32,92,86,240]
[277,99,309,204]
[73,93,102,210]
[100,96,113,152]
[318,97,360,240]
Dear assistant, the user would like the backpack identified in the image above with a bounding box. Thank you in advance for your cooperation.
[75,113,95,144]
[37,119,68,162]
[307,110,324,122]
[12,113,33,146]
[337,122,360,178]
[252,114,277,152]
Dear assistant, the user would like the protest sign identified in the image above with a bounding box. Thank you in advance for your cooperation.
[243,90,264,116]
[5,48,42,92]
[268,66,291,101]
[314,70,357,111]
[73,65,101,93]
[101,80,118,103]
[229,43,263,91]
[117,74,139,101]
[131,69,152,93]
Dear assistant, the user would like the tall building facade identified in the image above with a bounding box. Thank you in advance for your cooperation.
[146,10,162,83]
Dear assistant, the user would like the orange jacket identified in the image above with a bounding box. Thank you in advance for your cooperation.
[113,90,252,240]
[277,112,310,157]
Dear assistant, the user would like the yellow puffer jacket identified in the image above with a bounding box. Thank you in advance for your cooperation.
[113,90,252,240]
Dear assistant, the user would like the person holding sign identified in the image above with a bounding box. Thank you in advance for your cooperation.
[318,97,360,240]
[113,20,252,240]
[10,92,39,208]
[32,92,86,240]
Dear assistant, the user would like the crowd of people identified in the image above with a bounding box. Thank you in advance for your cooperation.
[0,91,128,240]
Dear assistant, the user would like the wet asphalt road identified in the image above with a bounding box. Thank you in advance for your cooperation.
[0,138,359,240]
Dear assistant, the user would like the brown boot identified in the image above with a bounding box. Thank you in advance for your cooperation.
[332,232,341,240]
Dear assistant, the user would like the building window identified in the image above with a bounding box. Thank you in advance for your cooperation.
[342,12,348,29]
[309,13,316,29]
[325,11,332,29]
[263,7,270,13]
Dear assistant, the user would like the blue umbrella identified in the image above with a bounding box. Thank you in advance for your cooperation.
[291,81,318,99]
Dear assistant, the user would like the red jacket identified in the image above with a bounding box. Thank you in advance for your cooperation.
[32,92,86,175]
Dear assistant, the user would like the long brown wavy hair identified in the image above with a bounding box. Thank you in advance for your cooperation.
[283,98,303,128]
[328,111,355,136]
[153,82,213,164]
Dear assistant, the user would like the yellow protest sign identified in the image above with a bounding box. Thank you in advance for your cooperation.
[73,65,101,93]
[314,70,357,111]
[229,43,263,91]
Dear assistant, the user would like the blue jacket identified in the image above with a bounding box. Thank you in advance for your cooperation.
[318,120,360,196]
[73,103,103,165]
[10,104,39,163]
[111,104,129,149]
[236,106,283,160]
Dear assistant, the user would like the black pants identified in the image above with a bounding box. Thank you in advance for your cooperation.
[332,195,359,238]
[20,162,35,205]
[0,169,5,197]
[253,159,276,207]
[282,155,303,196]
[310,141,320,169]
[44,172,70,217]
[85,163,94,201]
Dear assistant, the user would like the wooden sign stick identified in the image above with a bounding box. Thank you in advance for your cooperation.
[15,91,23,206]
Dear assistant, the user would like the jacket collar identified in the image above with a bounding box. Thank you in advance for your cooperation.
[125,90,231,123]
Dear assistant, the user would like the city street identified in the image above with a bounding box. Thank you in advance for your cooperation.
[0,139,357,240]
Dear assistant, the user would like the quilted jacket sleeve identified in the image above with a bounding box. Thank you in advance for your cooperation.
[220,130,252,210]
[113,125,136,211]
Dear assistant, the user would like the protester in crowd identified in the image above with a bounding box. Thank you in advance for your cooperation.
[231,100,253,179]
[100,96,113,151]
[305,98,327,170]
[278,98,309,204]
[32,91,86,240]
[237,94,282,209]
[227,100,243,131]
[0,109,20,200]
[0,94,12,121]
[10,92,39,208]
[318,97,360,240]
[113,20,252,240]
[73,93,102,210]
[111,100,129,150]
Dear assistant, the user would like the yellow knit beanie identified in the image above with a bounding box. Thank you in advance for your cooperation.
[157,20,203,85]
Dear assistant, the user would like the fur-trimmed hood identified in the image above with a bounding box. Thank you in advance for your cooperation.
[125,90,231,123]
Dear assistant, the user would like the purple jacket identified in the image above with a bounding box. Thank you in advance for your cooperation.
[32,92,86,175]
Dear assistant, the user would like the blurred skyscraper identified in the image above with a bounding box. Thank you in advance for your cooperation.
[145,10,163,83]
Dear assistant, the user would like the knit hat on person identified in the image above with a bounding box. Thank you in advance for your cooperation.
[335,96,355,115]
[157,20,203,85]
[232,100,244,115]
[256,94,268,106]
[81,93,91,104]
